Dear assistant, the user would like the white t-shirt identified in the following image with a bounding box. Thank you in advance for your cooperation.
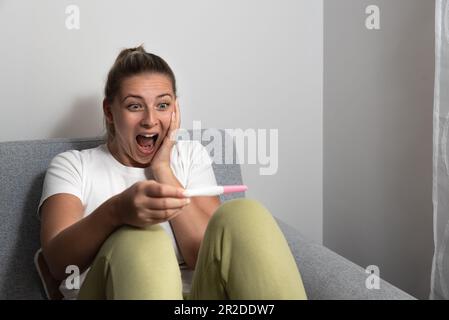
[37,140,218,299]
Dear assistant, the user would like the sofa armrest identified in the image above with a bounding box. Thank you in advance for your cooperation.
[274,217,416,300]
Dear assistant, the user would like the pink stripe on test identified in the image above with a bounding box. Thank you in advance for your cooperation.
[223,185,248,194]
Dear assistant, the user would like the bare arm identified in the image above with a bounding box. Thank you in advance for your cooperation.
[40,193,122,281]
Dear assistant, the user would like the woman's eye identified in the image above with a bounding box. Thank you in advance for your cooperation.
[128,104,141,110]
[157,103,170,110]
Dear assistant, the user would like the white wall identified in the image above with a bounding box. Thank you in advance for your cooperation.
[0,1,323,243]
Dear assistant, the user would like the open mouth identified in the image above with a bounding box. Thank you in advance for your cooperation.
[136,133,159,155]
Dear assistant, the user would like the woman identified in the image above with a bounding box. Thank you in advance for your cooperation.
[38,45,307,300]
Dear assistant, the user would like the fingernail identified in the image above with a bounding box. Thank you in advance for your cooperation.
[185,198,190,204]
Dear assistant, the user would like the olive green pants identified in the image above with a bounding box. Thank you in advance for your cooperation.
[77,199,307,300]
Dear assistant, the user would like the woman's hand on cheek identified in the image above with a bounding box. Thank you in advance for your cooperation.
[150,100,180,174]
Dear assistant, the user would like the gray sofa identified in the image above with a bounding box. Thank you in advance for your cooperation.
[0,133,415,300]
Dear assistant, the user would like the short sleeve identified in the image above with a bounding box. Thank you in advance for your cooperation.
[37,150,83,218]
[186,141,218,189]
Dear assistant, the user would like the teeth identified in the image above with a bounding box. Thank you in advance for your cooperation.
[141,134,156,138]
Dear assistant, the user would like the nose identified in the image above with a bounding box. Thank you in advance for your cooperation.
[141,107,157,128]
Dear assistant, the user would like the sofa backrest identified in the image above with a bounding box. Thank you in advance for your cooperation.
[0,130,243,299]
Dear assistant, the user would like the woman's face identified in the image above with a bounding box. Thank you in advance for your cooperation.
[104,72,176,168]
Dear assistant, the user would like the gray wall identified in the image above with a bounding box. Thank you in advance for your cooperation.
[0,1,323,243]
[324,0,434,299]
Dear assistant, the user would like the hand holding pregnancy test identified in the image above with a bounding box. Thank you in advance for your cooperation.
[182,185,248,197]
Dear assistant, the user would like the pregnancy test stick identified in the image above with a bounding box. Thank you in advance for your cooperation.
[183,185,248,197]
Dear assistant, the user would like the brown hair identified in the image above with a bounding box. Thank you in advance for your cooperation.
[103,45,177,142]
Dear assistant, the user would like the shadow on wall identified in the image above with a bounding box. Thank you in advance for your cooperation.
[50,95,104,139]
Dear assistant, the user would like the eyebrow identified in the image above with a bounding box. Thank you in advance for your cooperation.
[121,93,173,103]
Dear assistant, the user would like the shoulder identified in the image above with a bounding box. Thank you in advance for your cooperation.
[173,140,210,160]
[171,140,214,169]
[50,149,81,167]
[49,145,103,171]
[174,140,206,154]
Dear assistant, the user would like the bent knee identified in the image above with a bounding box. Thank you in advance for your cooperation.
[209,198,273,228]
[98,224,175,259]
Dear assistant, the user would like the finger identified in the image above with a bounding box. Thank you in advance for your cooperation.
[163,107,175,142]
[171,104,176,129]
[146,208,185,221]
[166,101,180,142]
[164,110,172,139]
[168,110,179,143]
[167,208,183,221]
[142,180,186,198]
[175,100,181,128]
[143,196,190,210]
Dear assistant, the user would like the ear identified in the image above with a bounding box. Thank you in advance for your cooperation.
[103,98,113,123]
